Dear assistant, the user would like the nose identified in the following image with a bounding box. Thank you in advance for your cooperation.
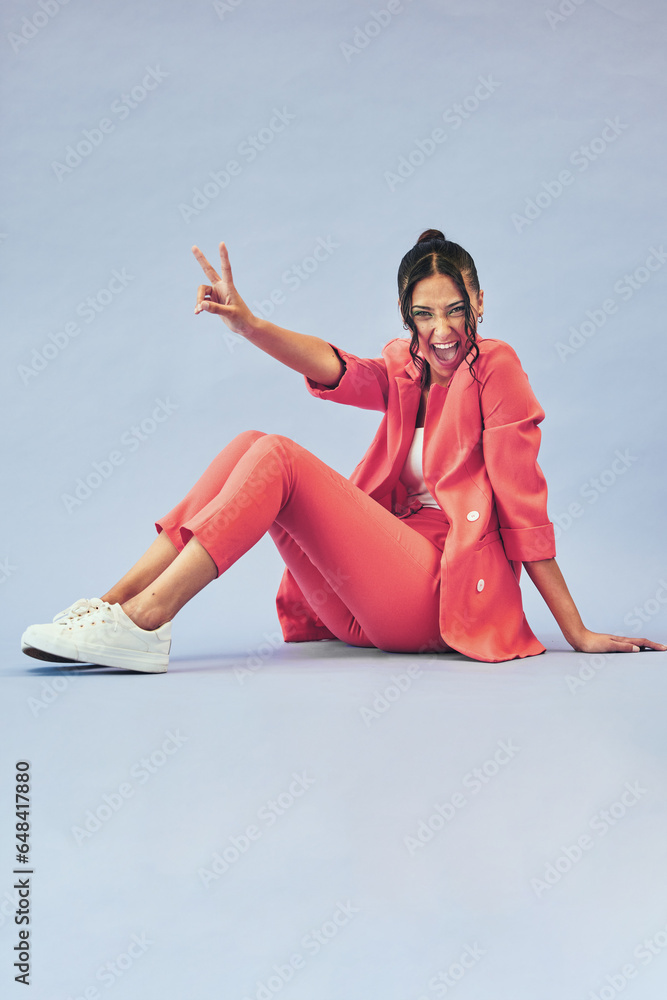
[433,313,457,337]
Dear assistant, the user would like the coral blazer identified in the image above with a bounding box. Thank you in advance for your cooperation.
[275,336,556,662]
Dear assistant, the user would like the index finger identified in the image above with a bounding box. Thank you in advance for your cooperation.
[192,245,220,284]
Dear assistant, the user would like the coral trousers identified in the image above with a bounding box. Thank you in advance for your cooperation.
[156,431,452,653]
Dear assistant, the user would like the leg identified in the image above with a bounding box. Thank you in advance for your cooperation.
[22,431,446,668]
[156,433,447,652]
[121,537,217,631]
[101,532,179,606]
[101,430,267,605]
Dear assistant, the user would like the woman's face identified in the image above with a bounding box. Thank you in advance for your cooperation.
[410,273,484,387]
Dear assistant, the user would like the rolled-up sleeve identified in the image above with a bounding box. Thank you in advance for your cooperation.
[479,344,556,561]
[305,344,389,413]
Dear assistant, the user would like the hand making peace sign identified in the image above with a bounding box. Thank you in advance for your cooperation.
[192,241,257,338]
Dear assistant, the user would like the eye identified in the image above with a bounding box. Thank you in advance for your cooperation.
[448,306,464,315]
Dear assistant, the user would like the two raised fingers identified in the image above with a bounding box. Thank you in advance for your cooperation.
[192,242,235,315]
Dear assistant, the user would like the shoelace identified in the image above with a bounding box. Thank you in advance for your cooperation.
[64,600,118,632]
[55,598,103,622]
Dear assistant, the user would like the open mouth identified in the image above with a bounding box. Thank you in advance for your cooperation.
[430,340,460,363]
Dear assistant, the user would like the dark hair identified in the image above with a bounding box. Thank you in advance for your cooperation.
[397,228,481,388]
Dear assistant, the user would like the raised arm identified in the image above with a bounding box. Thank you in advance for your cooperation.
[192,241,344,387]
[522,558,667,653]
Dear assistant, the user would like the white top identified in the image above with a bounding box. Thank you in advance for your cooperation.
[398,427,440,509]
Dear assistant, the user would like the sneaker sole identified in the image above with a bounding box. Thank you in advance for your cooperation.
[21,629,168,674]
[22,642,79,663]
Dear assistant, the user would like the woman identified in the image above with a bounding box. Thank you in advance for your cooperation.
[21,230,666,671]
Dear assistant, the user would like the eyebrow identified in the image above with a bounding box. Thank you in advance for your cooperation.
[411,300,464,311]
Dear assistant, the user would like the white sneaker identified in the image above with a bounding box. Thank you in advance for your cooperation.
[21,597,105,661]
[21,601,171,673]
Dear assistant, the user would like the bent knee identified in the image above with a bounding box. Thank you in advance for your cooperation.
[234,429,268,447]
[247,433,302,464]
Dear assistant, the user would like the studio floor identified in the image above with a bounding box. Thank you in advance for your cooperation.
[3,637,667,999]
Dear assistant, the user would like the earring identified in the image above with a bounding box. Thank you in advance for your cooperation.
[478,315,484,324]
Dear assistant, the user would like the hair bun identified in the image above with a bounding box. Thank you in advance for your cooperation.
[416,228,445,245]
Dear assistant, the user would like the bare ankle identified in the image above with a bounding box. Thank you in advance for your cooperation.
[121,598,169,632]
[101,588,128,606]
